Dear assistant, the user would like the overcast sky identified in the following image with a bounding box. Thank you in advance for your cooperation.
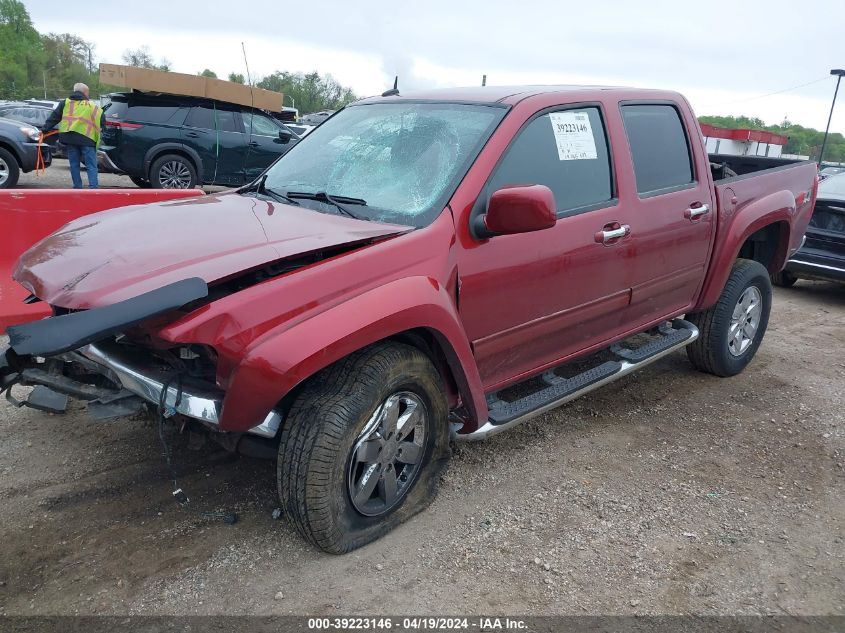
[27,0,845,133]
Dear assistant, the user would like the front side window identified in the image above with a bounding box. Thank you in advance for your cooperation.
[242,112,282,137]
[621,104,694,194]
[263,102,505,226]
[487,106,613,215]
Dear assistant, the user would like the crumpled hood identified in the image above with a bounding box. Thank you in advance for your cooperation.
[14,192,409,308]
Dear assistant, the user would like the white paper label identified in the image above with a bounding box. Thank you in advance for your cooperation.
[548,111,598,161]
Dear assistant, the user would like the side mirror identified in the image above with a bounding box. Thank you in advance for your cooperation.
[277,128,293,144]
[472,185,557,239]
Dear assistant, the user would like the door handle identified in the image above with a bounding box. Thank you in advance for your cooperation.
[595,224,631,244]
[184,131,200,138]
[248,141,260,147]
[685,203,710,220]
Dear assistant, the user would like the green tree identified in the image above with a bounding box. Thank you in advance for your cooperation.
[228,72,245,84]
[0,0,45,99]
[121,46,170,71]
[198,68,217,78]
[257,70,357,113]
[41,33,97,98]
[698,114,845,162]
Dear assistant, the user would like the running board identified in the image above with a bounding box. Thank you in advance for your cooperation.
[459,318,699,441]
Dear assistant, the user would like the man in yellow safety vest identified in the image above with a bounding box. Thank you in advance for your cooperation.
[42,82,105,189]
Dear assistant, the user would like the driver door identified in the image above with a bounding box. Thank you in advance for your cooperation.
[457,105,636,389]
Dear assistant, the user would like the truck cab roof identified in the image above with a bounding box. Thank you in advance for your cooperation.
[358,85,684,106]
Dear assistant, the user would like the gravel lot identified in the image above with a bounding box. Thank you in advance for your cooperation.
[0,282,841,616]
[15,159,225,192]
[0,174,843,616]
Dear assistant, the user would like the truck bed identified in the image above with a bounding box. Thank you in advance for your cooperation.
[695,155,818,312]
[709,153,810,180]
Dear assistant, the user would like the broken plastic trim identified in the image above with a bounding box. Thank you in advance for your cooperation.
[5,278,209,357]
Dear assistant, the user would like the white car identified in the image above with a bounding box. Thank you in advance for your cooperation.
[285,123,316,137]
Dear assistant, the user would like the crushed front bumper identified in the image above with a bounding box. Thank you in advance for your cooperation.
[1,339,280,438]
[80,342,281,437]
[1,277,280,437]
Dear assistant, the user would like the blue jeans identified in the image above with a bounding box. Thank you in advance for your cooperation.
[66,144,99,189]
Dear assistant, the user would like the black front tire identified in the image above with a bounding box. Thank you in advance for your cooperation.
[149,154,197,189]
[0,147,21,189]
[278,342,450,554]
[687,259,772,377]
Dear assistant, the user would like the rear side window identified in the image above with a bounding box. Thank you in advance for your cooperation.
[185,106,239,133]
[621,104,693,194]
[125,103,186,125]
[488,106,613,215]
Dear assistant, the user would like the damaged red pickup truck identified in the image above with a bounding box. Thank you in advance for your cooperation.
[1,86,818,553]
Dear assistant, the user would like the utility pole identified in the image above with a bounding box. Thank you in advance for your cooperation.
[819,69,845,165]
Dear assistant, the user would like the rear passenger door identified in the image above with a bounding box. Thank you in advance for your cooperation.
[181,104,245,186]
[619,103,715,324]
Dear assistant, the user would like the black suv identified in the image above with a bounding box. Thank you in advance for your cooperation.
[99,93,298,188]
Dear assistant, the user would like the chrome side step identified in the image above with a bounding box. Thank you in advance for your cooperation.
[458,318,699,441]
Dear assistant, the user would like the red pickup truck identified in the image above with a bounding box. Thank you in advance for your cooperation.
[0,86,818,553]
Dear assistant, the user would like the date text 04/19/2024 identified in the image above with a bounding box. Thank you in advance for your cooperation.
[306,617,528,630]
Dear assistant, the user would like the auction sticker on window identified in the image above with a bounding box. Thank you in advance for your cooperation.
[548,111,597,160]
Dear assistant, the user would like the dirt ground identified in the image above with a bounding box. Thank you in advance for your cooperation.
[0,277,843,616]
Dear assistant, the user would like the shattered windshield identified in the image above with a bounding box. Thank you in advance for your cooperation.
[261,102,505,227]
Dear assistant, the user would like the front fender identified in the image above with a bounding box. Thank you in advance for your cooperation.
[218,276,487,433]
[695,189,795,311]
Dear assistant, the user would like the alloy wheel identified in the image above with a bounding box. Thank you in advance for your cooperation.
[158,160,192,188]
[728,286,762,357]
[0,157,9,187]
[347,391,428,517]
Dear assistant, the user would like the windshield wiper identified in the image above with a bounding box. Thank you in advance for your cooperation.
[286,191,367,220]
[242,174,300,206]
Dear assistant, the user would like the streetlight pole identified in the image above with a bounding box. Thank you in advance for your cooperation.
[818,68,845,165]
[42,67,55,99]
[286,95,295,109]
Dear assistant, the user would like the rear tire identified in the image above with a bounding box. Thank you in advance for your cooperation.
[0,147,21,189]
[149,154,197,189]
[277,342,450,554]
[771,270,798,287]
[687,259,772,377]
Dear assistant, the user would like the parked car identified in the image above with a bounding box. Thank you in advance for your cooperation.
[0,116,51,188]
[98,92,299,189]
[819,166,845,181]
[23,99,60,109]
[1,85,817,553]
[298,110,334,126]
[0,102,53,128]
[773,171,844,285]
[0,102,63,157]
[285,123,316,137]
